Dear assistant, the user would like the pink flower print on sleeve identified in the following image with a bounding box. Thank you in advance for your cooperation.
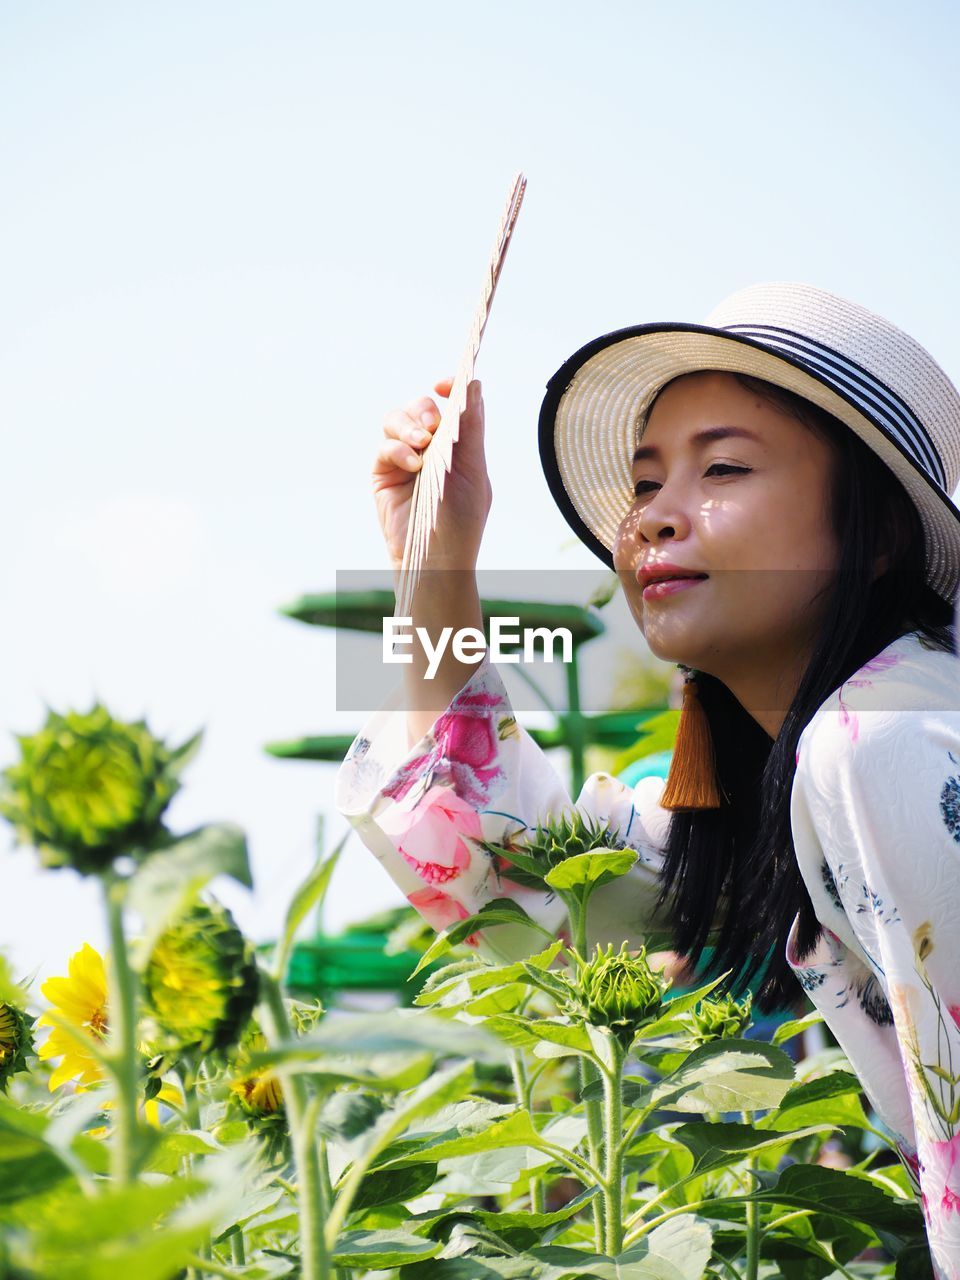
[920,1131,960,1225]
[383,687,507,808]
[407,887,480,946]
[837,652,904,745]
[381,784,483,885]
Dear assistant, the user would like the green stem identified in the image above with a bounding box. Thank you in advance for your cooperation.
[742,1111,760,1280]
[103,876,140,1187]
[510,1051,544,1213]
[534,1140,603,1187]
[259,970,330,1280]
[180,1058,212,1272]
[230,1232,246,1265]
[602,1039,626,1256]
[569,900,606,1251]
[318,1135,350,1280]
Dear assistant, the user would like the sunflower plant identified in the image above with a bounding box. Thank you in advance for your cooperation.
[0,697,935,1279]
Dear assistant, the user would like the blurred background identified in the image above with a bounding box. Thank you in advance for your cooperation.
[3,0,960,983]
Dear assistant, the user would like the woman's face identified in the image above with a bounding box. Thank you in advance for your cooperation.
[612,371,843,709]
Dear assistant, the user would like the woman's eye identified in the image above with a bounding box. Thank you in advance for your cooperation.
[632,464,750,497]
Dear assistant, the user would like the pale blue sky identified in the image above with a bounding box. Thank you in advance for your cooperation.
[3,1,960,984]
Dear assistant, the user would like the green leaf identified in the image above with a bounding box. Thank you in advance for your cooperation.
[126,822,252,970]
[772,1009,824,1046]
[760,1163,922,1233]
[633,975,729,1041]
[530,1244,688,1279]
[325,1062,476,1248]
[0,1150,259,1280]
[544,1220,712,1280]
[330,1228,442,1267]
[544,849,639,893]
[0,1100,73,1205]
[250,1008,510,1067]
[411,899,553,977]
[403,1257,568,1279]
[649,1038,796,1113]
[672,1121,836,1178]
[385,1108,546,1164]
[474,1187,600,1236]
[347,1161,438,1211]
[763,1070,870,1132]
[270,822,348,981]
[415,941,565,1009]
[645,1214,712,1280]
[662,1158,922,1237]
[525,1018,595,1054]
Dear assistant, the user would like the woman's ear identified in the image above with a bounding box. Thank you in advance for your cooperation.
[871,549,891,582]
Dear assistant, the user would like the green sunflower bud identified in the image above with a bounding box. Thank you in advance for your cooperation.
[0,1002,35,1093]
[568,943,668,1045]
[482,808,623,889]
[143,900,259,1056]
[688,991,754,1045]
[0,704,200,874]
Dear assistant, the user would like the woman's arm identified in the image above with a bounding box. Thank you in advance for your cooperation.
[334,650,673,965]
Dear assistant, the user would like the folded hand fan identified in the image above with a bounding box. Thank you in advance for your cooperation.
[394,171,526,621]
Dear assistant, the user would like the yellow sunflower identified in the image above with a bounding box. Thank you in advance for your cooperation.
[229,1033,283,1116]
[37,942,108,1091]
[36,942,182,1129]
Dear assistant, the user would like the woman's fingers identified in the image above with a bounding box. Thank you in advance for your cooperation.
[372,435,423,484]
[382,408,433,449]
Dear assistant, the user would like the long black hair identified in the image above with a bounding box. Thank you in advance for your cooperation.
[648,372,957,1012]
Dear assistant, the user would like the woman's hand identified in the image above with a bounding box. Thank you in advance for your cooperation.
[372,377,493,572]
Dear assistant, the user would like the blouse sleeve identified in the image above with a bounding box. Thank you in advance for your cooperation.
[333,651,674,966]
[791,698,960,1280]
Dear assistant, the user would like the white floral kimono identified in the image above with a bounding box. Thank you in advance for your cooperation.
[334,628,960,1278]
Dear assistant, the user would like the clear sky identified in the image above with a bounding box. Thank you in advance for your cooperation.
[3,1,960,984]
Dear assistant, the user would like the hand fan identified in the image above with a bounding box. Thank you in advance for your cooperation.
[394,171,526,620]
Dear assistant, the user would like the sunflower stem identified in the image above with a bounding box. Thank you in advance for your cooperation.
[230,1232,246,1265]
[103,875,140,1187]
[510,1050,545,1214]
[742,1110,760,1280]
[602,1038,626,1256]
[259,969,330,1280]
[569,899,605,1251]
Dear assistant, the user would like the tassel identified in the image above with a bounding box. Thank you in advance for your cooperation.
[659,673,722,810]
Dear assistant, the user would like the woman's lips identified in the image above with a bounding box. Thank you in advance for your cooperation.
[641,575,708,601]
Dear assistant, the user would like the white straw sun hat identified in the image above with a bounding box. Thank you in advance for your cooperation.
[537,280,960,611]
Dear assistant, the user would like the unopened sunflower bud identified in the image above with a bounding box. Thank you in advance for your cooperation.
[143,900,259,1056]
[0,704,199,874]
[568,943,667,1045]
[689,991,754,1045]
[482,808,623,888]
[0,1002,35,1093]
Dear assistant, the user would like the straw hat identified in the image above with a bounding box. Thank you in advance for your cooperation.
[538,281,960,610]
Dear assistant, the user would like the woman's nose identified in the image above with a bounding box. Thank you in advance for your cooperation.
[633,481,693,546]
[614,488,691,571]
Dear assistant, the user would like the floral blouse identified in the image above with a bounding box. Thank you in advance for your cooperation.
[334,629,960,1279]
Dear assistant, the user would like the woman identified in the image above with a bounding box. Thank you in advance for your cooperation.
[336,281,960,1276]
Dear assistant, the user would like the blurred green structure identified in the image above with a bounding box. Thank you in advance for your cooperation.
[264,587,676,1006]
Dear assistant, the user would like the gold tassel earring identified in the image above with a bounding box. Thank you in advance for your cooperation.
[659,671,722,810]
